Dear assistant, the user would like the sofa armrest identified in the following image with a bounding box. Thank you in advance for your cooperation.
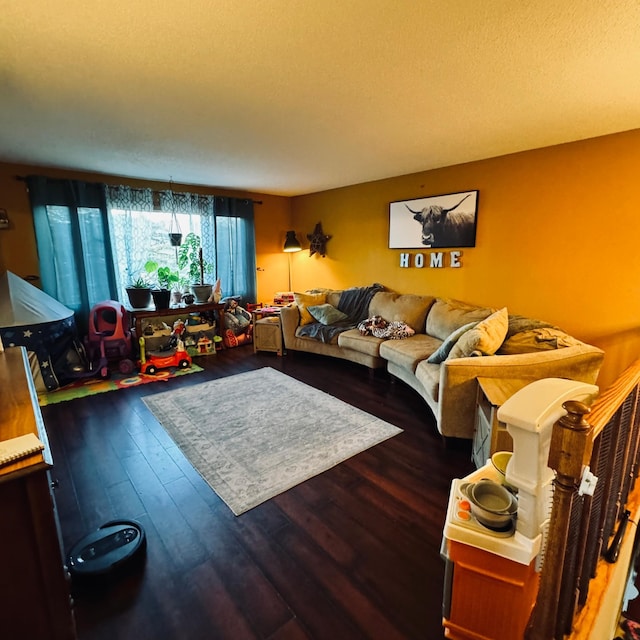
[437,344,605,439]
[280,304,301,349]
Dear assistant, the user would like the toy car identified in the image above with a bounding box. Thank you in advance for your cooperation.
[138,338,192,375]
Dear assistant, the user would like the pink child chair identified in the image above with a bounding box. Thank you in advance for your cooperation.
[86,300,133,364]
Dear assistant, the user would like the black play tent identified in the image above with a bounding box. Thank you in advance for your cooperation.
[0,271,80,391]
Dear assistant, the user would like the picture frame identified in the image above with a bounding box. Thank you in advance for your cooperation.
[388,190,479,249]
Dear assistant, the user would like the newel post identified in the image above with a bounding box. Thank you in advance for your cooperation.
[526,400,594,640]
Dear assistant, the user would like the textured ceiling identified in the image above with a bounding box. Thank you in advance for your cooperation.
[1,1,640,196]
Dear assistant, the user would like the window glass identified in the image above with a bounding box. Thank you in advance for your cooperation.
[109,208,201,298]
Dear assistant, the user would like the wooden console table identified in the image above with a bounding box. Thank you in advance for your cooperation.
[125,301,226,346]
[0,347,76,639]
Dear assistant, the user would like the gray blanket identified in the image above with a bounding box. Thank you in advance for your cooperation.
[297,283,384,343]
[505,314,555,339]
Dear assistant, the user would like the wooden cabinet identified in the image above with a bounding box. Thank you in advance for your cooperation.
[253,314,283,356]
[472,377,534,469]
[0,348,76,639]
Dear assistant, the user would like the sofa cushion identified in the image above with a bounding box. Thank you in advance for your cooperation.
[426,298,495,341]
[327,291,342,307]
[369,292,436,333]
[414,360,441,401]
[379,334,443,373]
[427,321,478,364]
[307,289,343,308]
[498,328,584,354]
[447,307,509,359]
[338,329,386,357]
[308,303,349,325]
[294,291,327,326]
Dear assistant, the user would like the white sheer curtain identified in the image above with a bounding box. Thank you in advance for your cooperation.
[105,186,215,299]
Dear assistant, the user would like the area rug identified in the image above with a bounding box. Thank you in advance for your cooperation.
[142,367,403,515]
[38,363,204,407]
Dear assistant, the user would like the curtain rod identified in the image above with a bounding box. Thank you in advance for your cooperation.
[14,175,263,204]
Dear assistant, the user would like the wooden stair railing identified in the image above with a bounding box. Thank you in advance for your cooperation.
[526,360,640,640]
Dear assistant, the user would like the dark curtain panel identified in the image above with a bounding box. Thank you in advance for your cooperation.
[27,176,118,329]
[214,197,257,304]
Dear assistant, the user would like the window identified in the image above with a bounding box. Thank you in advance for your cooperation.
[109,207,204,298]
[28,177,256,328]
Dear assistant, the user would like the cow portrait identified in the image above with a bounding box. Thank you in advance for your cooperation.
[388,190,478,249]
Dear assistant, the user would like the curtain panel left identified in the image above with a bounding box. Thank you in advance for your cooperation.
[27,176,117,329]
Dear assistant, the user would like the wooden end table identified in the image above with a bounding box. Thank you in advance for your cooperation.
[252,308,283,356]
[473,377,536,469]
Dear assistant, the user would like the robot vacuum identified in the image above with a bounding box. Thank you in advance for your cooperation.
[67,519,146,579]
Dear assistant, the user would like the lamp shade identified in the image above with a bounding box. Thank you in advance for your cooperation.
[283,230,302,252]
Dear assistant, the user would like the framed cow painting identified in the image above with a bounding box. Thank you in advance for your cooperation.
[388,190,479,249]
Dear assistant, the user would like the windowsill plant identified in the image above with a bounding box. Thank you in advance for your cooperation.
[177,233,214,303]
[125,275,152,309]
[144,261,181,310]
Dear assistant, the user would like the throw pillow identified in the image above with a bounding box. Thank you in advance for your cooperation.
[294,291,327,326]
[427,321,478,364]
[308,303,349,326]
[447,307,509,359]
[426,298,496,341]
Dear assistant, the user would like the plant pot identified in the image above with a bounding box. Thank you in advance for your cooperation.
[171,290,183,306]
[151,288,172,310]
[169,233,183,247]
[126,287,152,309]
[191,284,213,304]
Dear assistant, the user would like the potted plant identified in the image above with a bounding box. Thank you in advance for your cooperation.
[172,273,190,305]
[144,261,180,310]
[177,233,214,303]
[125,276,152,309]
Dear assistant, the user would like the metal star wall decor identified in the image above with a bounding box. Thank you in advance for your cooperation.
[307,222,331,257]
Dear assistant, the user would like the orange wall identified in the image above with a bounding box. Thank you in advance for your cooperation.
[2,129,639,388]
[290,129,640,389]
[0,162,292,304]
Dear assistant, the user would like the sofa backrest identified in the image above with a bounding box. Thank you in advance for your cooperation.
[326,291,342,308]
[426,298,496,341]
[369,292,436,333]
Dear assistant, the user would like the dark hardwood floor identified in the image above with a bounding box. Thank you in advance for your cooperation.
[44,345,475,640]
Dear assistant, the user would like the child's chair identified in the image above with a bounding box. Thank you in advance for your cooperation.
[85,300,133,362]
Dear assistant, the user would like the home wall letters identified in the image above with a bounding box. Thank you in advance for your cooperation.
[399,251,462,269]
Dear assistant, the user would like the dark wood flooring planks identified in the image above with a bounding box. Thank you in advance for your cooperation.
[43,346,475,640]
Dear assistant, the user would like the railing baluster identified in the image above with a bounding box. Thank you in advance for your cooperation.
[529,360,640,639]
[526,401,594,640]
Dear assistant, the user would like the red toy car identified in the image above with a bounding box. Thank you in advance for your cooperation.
[138,341,192,375]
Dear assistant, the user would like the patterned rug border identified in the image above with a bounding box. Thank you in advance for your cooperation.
[38,363,204,406]
[142,367,403,515]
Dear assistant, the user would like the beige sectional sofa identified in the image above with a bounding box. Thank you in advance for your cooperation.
[279,287,604,440]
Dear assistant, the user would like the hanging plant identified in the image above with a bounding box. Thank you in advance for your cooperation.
[168,184,182,246]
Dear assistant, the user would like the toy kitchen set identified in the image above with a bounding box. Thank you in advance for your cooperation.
[441,378,600,640]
